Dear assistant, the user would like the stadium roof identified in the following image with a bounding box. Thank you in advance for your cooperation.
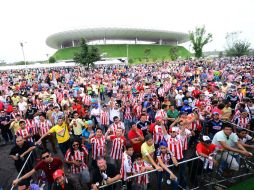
[46,27,189,49]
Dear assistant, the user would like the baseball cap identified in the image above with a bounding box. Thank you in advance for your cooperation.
[159,140,168,147]
[183,100,189,104]
[212,112,219,115]
[179,90,183,93]
[53,169,64,181]
[202,135,211,143]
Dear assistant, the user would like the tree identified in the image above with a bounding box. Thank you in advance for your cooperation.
[225,32,251,57]
[73,38,100,68]
[169,47,178,61]
[49,56,56,63]
[189,26,212,58]
[144,48,151,61]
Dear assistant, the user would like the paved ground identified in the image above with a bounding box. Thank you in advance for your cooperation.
[0,143,19,190]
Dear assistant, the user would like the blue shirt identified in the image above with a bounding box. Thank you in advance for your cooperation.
[82,128,95,150]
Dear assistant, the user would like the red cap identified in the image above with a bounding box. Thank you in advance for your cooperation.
[53,169,64,180]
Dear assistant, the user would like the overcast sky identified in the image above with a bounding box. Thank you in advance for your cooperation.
[0,0,253,63]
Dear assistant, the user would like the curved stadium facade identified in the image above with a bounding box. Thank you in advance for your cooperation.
[46,27,189,49]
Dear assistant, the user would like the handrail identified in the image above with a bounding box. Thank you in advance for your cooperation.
[98,156,201,189]
[10,150,34,190]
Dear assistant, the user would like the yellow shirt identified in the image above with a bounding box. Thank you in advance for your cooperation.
[141,142,155,164]
[10,121,20,134]
[222,107,232,121]
[70,118,84,135]
[49,122,70,143]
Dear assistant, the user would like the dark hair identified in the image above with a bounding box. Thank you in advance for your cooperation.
[69,138,83,156]
[134,153,142,160]
[41,149,50,157]
[97,156,106,161]
[113,116,119,121]
[19,120,25,125]
[126,143,133,150]
[145,133,152,141]
[161,104,167,109]
[222,123,234,130]
[96,127,103,132]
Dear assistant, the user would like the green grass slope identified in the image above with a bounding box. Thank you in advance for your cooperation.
[53,44,191,62]
[229,176,254,190]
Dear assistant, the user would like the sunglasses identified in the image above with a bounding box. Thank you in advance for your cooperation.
[42,155,50,160]
[72,144,79,147]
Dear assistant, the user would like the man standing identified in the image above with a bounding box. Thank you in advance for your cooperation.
[128,122,144,154]
[12,149,63,190]
[0,110,13,144]
[91,157,121,190]
[136,114,151,136]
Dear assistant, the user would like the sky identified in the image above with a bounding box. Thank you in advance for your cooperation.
[0,0,253,63]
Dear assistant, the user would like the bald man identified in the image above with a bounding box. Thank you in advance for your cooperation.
[9,136,36,173]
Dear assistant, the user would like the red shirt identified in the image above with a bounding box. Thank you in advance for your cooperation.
[34,157,63,183]
[128,129,144,153]
[196,142,216,156]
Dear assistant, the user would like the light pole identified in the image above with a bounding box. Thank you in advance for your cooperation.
[126,44,129,63]
[20,42,27,65]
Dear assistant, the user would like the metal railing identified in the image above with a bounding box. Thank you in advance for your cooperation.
[97,150,254,190]
[10,150,34,190]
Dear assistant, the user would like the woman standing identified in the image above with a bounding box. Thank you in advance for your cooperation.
[65,138,90,184]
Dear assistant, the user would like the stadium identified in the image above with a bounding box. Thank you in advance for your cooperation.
[46,27,191,63]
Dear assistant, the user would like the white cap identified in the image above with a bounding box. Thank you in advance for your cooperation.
[202,135,211,142]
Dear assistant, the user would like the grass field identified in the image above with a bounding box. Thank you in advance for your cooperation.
[228,176,254,190]
[53,44,191,63]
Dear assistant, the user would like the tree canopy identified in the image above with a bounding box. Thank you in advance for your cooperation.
[189,26,212,58]
[73,38,101,67]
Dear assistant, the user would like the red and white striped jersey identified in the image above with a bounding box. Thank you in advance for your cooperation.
[25,119,37,135]
[109,136,126,160]
[65,145,88,174]
[124,106,132,120]
[11,111,23,119]
[215,92,225,99]
[155,109,167,119]
[156,149,173,166]
[109,122,125,135]
[82,94,91,106]
[135,105,142,119]
[120,151,132,181]
[158,88,165,97]
[164,135,184,160]
[16,127,33,142]
[37,120,52,136]
[237,92,244,101]
[153,125,164,145]
[100,110,109,125]
[190,119,202,131]
[235,117,249,128]
[37,104,47,112]
[90,136,106,160]
[132,160,150,184]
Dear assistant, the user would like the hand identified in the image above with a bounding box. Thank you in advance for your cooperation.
[35,140,42,145]
[12,179,20,187]
[140,167,146,173]
[241,151,252,157]
[73,160,82,166]
[170,174,177,181]
[106,177,114,184]
[155,166,163,172]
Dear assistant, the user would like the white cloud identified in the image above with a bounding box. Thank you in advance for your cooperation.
[0,0,253,62]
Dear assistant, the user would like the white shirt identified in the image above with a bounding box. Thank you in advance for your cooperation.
[109,108,121,122]
[175,94,184,107]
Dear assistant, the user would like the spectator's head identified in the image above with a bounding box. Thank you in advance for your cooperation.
[155,116,162,124]
[16,136,24,147]
[19,120,26,129]
[222,123,234,137]
[183,100,189,105]
[73,111,79,118]
[159,140,168,153]
[130,122,137,131]
[240,111,248,118]
[70,138,82,153]
[97,157,107,171]
[161,104,167,110]
[236,128,247,139]
[96,127,103,137]
[200,135,212,146]
[53,169,65,185]
[126,143,134,156]
[170,105,175,110]
[113,116,119,123]
[145,133,153,146]
[169,127,178,137]
[57,117,64,125]
[115,128,123,137]
[17,179,30,190]
[212,112,220,120]
[140,114,147,122]
[134,153,143,164]
[40,149,52,163]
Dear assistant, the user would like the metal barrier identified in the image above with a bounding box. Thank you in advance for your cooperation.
[10,150,34,190]
[97,150,254,190]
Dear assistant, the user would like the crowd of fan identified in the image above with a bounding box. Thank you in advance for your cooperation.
[0,56,254,190]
